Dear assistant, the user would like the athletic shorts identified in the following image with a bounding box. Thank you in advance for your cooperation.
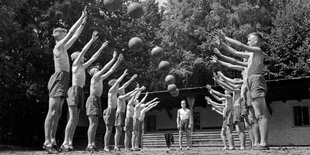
[67,85,84,110]
[124,117,133,132]
[86,95,101,116]
[133,118,140,132]
[240,97,248,117]
[179,119,189,131]
[103,107,116,127]
[47,71,69,98]
[247,74,267,100]
[115,111,126,127]
[222,110,233,127]
[245,88,253,107]
[233,105,244,124]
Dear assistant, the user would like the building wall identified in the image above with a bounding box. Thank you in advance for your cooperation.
[268,99,310,145]
[146,106,223,131]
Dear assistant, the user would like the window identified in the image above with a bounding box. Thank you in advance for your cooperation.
[293,106,310,126]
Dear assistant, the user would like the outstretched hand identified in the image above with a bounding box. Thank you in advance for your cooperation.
[132,74,138,79]
[92,31,99,40]
[206,84,212,90]
[210,55,218,63]
[218,29,225,40]
[101,41,109,49]
[82,6,88,17]
[213,48,221,55]
[117,53,124,62]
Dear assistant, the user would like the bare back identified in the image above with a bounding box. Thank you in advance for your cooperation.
[72,64,86,87]
[53,44,70,72]
[133,103,142,119]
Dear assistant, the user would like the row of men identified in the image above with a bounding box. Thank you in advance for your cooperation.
[204,30,269,150]
[43,7,158,154]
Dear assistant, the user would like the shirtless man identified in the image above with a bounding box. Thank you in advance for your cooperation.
[86,52,123,152]
[103,69,129,152]
[43,7,87,154]
[205,96,227,150]
[176,100,192,150]
[218,31,268,149]
[132,92,154,151]
[114,74,138,151]
[61,30,109,151]
[206,84,234,150]
[124,85,145,152]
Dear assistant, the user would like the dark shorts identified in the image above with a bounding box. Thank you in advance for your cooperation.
[47,71,69,98]
[124,117,133,132]
[222,110,233,127]
[240,98,248,117]
[133,118,140,132]
[179,119,189,131]
[103,107,116,127]
[233,105,244,124]
[115,111,126,127]
[247,74,267,100]
[245,88,253,107]
[67,85,84,110]
[86,95,101,116]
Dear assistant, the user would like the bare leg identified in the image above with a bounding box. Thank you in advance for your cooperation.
[227,125,235,150]
[220,127,227,150]
[179,130,183,149]
[114,126,122,150]
[131,131,138,150]
[44,97,63,145]
[104,125,112,150]
[91,117,98,146]
[252,97,269,146]
[63,106,79,147]
[50,97,64,145]
[87,116,98,147]
[124,130,132,150]
[69,110,80,147]
[185,129,190,149]
[249,107,260,146]
[236,122,246,150]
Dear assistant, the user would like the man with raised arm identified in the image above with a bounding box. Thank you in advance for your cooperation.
[124,85,145,152]
[103,69,129,152]
[60,30,109,151]
[131,92,151,151]
[218,31,268,149]
[86,52,123,153]
[206,84,235,150]
[114,74,138,151]
[43,7,87,154]
[176,100,192,150]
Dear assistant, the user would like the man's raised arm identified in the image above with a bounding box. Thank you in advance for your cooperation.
[59,6,87,47]
[219,30,262,53]
[84,41,109,69]
[118,74,138,92]
[65,11,87,50]
[100,53,123,80]
[213,48,248,67]
[211,55,245,71]
[74,31,98,66]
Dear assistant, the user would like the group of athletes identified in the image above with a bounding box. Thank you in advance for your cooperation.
[43,7,159,154]
[204,30,269,150]
[42,3,269,153]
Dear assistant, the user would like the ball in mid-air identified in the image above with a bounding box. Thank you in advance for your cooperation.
[151,46,164,59]
[165,75,175,85]
[158,61,170,72]
[170,89,179,97]
[103,0,123,12]
[127,2,144,19]
[128,37,143,51]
